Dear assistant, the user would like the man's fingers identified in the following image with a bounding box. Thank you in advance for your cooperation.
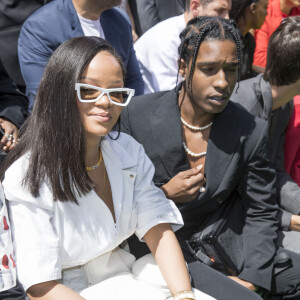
[181,165,203,178]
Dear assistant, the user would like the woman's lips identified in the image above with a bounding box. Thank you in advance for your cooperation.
[91,113,112,122]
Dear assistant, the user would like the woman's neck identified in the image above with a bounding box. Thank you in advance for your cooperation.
[280,0,294,15]
[84,135,102,167]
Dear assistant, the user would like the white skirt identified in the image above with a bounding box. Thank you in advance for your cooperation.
[60,247,215,300]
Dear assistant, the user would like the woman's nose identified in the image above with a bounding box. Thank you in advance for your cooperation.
[95,93,111,107]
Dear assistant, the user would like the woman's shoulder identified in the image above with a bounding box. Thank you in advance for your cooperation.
[2,153,54,210]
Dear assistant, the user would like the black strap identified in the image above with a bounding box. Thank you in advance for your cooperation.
[273,251,292,275]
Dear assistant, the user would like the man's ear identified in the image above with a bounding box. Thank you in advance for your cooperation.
[190,0,202,18]
[178,58,187,78]
[249,2,257,15]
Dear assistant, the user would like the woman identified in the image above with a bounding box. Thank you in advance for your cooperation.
[0,37,211,300]
[229,0,268,79]
[121,16,300,299]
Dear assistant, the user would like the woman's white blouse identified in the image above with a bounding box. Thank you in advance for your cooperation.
[2,133,183,291]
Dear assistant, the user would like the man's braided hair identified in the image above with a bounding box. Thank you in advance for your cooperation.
[177,16,241,93]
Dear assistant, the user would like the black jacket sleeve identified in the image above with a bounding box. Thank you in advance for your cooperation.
[0,59,28,128]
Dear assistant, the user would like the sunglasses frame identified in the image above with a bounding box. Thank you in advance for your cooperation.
[75,83,135,107]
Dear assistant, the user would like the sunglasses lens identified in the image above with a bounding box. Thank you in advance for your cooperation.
[109,91,131,104]
[80,86,101,101]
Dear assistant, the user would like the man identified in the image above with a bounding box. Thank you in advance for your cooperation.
[18,0,143,112]
[134,0,231,94]
[231,16,300,253]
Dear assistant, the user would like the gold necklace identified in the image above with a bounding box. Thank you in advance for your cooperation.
[86,147,102,171]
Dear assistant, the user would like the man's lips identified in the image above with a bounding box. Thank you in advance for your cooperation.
[208,95,229,103]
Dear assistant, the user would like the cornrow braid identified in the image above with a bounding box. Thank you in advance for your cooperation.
[177,16,241,93]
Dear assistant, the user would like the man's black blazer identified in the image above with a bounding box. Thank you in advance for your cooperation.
[121,88,279,290]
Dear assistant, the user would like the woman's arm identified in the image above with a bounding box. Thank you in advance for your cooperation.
[27,281,85,300]
[143,223,192,296]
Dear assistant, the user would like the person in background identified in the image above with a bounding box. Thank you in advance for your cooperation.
[231,16,300,254]
[1,36,213,300]
[253,0,300,72]
[0,59,28,164]
[0,58,28,300]
[18,0,143,113]
[122,16,300,299]
[0,0,52,93]
[229,0,268,80]
[284,95,300,212]
[118,0,139,42]
[134,0,231,94]
[131,0,186,36]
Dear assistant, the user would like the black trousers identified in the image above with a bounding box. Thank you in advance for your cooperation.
[182,244,300,300]
[129,233,300,300]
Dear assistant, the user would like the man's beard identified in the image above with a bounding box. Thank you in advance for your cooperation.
[98,0,122,10]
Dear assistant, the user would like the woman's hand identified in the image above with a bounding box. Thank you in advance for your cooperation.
[227,276,258,292]
[0,118,19,152]
[161,165,206,203]
[144,224,192,297]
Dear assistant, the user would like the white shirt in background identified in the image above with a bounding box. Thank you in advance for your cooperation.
[77,13,105,38]
[134,14,186,94]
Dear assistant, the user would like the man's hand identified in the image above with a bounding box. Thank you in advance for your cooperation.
[161,165,206,203]
[0,118,19,152]
[289,215,300,231]
[228,276,258,292]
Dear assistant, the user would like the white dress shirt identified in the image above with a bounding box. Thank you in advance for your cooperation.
[2,133,183,291]
[134,14,186,94]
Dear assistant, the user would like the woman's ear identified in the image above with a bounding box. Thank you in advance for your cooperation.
[178,58,187,79]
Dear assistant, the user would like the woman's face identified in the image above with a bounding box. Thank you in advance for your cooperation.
[180,39,238,115]
[76,51,124,138]
[252,0,268,29]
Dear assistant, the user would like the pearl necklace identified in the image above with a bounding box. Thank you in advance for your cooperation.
[180,116,213,131]
[183,142,206,158]
[86,148,103,171]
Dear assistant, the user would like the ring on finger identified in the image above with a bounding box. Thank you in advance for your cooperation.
[7,135,13,141]
[199,187,206,193]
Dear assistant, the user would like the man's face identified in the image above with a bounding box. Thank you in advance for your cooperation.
[180,40,238,115]
[198,0,232,19]
[92,0,122,10]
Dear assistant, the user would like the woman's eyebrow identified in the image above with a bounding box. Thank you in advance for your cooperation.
[79,76,123,84]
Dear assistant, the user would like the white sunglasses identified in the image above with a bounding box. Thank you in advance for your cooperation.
[75,83,135,107]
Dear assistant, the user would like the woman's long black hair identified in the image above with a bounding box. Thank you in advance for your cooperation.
[0,36,125,203]
[177,16,241,94]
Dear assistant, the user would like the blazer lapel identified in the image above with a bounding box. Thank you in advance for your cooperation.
[151,89,190,178]
[101,136,137,225]
[66,0,84,35]
[204,103,242,202]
